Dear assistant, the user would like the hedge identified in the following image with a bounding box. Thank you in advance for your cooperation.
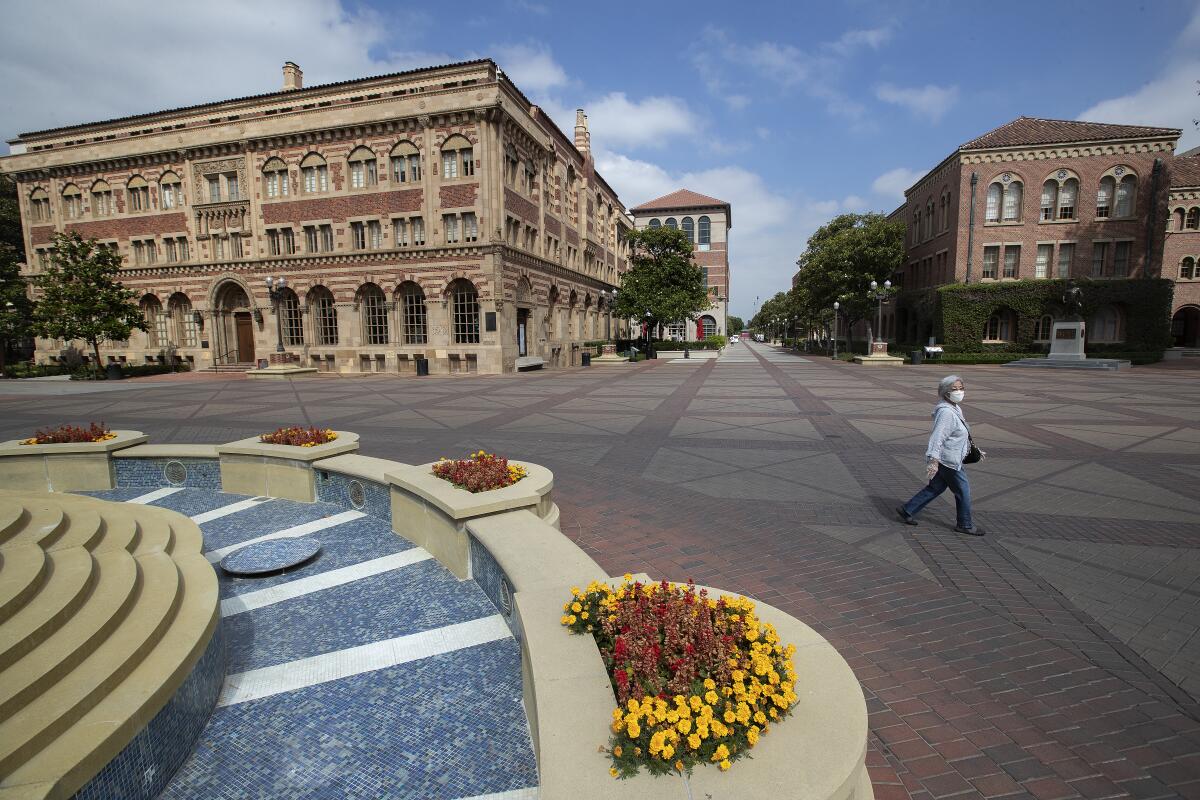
[923,351,1163,365]
[70,362,192,381]
[937,278,1174,353]
[1,362,71,379]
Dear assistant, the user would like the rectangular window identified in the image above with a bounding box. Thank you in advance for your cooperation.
[982,245,999,279]
[463,212,478,242]
[351,161,364,189]
[161,184,178,208]
[129,187,148,211]
[1091,242,1108,277]
[208,176,221,203]
[442,151,458,179]
[391,157,406,183]
[409,155,421,181]
[1114,241,1130,277]
[212,236,224,261]
[303,166,328,193]
[351,221,366,250]
[461,148,474,177]
[132,241,144,265]
[282,228,295,255]
[1003,246,1019,278]
[305,225,318,253]
[229,233,241,258]
[402,290,427,344]
[165,239,177,263]
[1035,244,1051,279]
[92,192,109,217]
[267,172,280,198]
[411,217,425,245]
[367,220,381,249]
[320,224,333,252]
[178,237,189,262]
[444,214,459,244]
[268,230,281,256]
[393,218,408,246]
[1057,243,1073,278]
[226,174,240,201]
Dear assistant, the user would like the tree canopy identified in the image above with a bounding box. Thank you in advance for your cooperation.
[727,315,745,333]
[31,232,145,371]
[612,226,710,329]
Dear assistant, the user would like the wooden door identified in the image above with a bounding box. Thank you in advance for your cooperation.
[517,309,528,357]
[235,313,255,363]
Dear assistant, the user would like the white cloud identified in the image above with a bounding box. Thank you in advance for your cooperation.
[871,167,924,202]
[726,94,751,111]
[506,0,549,13]
[875,83,959,122]
[1078,6,1200,151]
[0,0,453,143]
[842,194,868,211]
[824,26,894,58]
[494,43,568,94]
[542,93,701,150]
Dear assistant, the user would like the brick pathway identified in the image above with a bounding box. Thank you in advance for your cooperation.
[2,342,1199,799]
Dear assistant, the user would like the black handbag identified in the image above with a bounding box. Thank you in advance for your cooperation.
[964,435,983,464]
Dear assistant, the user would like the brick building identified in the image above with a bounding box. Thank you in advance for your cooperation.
[1,60,634,374]
[629,190,730,340]
[885,117,1188,349]
[1163,148,1200,348]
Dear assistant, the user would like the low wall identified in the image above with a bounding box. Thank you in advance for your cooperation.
[0,432,871,800]
[0,431,149,492]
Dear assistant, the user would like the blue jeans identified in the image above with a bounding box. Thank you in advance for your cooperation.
[903,463,973,530]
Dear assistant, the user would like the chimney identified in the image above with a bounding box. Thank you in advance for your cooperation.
[574,109,590,156]
[282,62,303,91]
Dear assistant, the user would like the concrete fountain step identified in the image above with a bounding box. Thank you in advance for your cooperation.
[0,492,219,800]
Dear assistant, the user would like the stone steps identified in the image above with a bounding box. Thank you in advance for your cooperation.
[0,491,219,799]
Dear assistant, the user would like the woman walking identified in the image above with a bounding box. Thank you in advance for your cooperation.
[896,375,983,535]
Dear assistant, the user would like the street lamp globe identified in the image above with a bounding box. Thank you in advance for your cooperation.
[870,280,878,291]
[884,280,891,290]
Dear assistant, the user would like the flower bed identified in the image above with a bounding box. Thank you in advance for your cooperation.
[258,427,338,447]
[22,422,116,445]
[562,576,798,778]
[432,451,527,493]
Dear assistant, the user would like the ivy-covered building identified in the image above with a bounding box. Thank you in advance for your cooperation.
[885,116,1184,354]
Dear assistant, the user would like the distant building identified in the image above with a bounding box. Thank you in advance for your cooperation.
[884,116,1197,348]
[2,59,633,374]
[629,189,731,340]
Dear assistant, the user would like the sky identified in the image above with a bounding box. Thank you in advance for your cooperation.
[1,0,1195,319]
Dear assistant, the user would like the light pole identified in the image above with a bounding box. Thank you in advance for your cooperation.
[0,301,14,376]
[832,301,840,360]
[644,311,653,360]
[868,280,894,351]
[265,276,288,354]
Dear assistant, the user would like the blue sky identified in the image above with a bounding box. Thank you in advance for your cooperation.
[1,0,1195,318]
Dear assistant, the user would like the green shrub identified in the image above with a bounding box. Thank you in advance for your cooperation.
[70,362,192,381]
[1,362,70,379]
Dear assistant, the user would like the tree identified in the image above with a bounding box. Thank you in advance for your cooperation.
[792,213,905,341]
[31,232,145,374]
[612,226,710,344]
[0,244,33,374]
[0,173,23,256]
[727,315,745,333]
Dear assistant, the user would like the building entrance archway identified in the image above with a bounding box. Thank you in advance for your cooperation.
[1172,306,1200,348]
[213,282,255,364]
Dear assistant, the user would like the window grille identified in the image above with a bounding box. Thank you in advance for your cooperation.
[281,290,303,345]
[313,290,338,345]
[451,283,480,343]
[361,286,389,345]
[401,286,427,344]
[1057,243,1073,278]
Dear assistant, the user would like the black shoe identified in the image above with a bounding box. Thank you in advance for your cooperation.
[896,508,918,526]
[954,526,984,536]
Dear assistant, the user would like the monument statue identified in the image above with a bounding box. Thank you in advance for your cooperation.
[1062,282,1084,321]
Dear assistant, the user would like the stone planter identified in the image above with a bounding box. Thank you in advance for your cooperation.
[0,430,148,492]
[217,432,359,501]
[387,461,555,579]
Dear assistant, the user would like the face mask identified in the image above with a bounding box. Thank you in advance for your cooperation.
[948,390,965,403]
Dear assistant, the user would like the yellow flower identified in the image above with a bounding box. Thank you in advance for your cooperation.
[581,611,589,620]
[627,699,639,713]
[712,744,730,762]
[609,767,619,778]
[703,678,716,691]
[612,745,622,757]
[571,602,582,613]
[687,733,701,750]
[676,718,691,735]
[689,695,702,712]
[723,710,736,724]
[623,572,633,582]
[704,690,718,705]
[719,759,731,771]
[559,615,570,625]
[661,744,674,760]
[627,721,641,738]
[567,615,576,624]
[675,760,685,772]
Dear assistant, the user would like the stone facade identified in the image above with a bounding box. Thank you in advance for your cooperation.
[885,117,1184,348]
[2,60,633,374]
[629,189,731,340]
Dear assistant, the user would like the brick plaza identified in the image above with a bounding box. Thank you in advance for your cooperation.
[2,341,1199,799]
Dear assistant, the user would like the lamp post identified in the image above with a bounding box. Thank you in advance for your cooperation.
[0,301,14,376]
[265,276,288,354]
[832,301,840,360]
[644,311,653,360]
[868,279,894,352]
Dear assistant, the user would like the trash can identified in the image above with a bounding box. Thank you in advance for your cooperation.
[910,350,923,365]
[104,363,124,380]
[629,347,638,363]
[581,353,591,367]
[415,357,430,376]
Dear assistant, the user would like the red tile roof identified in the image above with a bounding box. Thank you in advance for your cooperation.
[960,116,1180,150]
[1170,154,1200,189]
[630,189,730,213]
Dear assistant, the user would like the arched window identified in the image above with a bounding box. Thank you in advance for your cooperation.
[262,158,289,199]
[309,286,338,345]
[983,310,1014,342]
[648,218,661,229]
[127,175,150,212]
[1096,176,1115,219]
[1181,257,1195,280]
[1173,208,1186,231]
[390,141,421,183]
[347,146,378,189]
[1034,314,1054,341]
[29,187,51,222]
[398,282,427,344]
[1089,306,1123,343]
[1188,208,1200,230]
[61,184,82,219]
[159,171,183,209]
[699,315,718,338]
[1040,171,1078,221]
[986,182,1002,222]
[279,288,303,346]
[926,199,935,237]
[141,295,166,347]
[665,218,678,230]
[358,283,389,345]
[1002,181,1022,222]
[300,153,328,194]
[1114,175,1136,218]
[91,180,112,217]
[448,279,480,344]
[503,143,519,185]
[681,217,694,242]
[168,293,198,348]
[698,216,711,246]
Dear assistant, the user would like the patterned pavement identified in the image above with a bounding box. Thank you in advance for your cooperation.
[4,341,1200,799]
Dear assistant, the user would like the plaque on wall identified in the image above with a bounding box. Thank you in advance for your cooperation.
[485,312,497,332]
[1055,329,1077,340]
[200,340,210,348]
